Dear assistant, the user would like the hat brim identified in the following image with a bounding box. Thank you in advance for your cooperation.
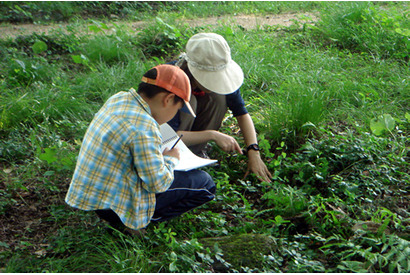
[188,60,244,95]
[183,100,196,117]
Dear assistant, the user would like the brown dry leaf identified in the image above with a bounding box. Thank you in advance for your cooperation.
[34,249,47,257]
[352,221,391,234]
[325,202,347,217]
[21,192,32,198]
[3,168,12,174]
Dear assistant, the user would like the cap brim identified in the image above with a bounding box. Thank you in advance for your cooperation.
[184,100,196,117]
[188,60,244,95]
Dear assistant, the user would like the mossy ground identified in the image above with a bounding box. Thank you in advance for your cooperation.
[201,233,276,271]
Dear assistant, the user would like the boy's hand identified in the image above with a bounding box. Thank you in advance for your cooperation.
[163,147,180,160]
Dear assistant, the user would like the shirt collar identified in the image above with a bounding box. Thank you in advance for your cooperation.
[129,88,151,115]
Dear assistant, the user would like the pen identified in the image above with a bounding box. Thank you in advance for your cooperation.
[170,134,183,150]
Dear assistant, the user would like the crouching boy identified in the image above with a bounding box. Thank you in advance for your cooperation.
[65,64,215,234]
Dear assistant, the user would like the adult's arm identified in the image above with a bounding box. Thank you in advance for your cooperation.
[177,129,242,153]
[236,113,272,183]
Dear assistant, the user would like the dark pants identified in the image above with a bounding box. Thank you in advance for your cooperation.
[151,169,215,222]
[96,169,215,231]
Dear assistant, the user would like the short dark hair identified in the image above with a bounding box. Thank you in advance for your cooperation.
[138,68,184,105]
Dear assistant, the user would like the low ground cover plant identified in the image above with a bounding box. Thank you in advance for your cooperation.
[0,1,409,273]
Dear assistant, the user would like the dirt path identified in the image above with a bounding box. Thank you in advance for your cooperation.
[0,12,318,39]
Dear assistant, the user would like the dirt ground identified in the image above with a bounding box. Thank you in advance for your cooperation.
[0,12,318,39]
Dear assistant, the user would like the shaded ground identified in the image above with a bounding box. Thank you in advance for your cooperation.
[0,169,71,257]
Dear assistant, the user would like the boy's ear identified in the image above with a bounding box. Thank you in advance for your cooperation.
[162,93,175,107]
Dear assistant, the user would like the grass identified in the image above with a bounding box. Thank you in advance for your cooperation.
[0,1,409,273]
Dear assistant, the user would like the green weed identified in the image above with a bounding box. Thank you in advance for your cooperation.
[320,233,409,272]
[82,34,133,65]
[259,183,308,218]
[136,17,193,59]
[253,84,325,144]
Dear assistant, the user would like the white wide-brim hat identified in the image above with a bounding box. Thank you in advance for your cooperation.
[185,33,244,95]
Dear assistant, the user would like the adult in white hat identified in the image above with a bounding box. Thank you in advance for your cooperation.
[168,33,272,182]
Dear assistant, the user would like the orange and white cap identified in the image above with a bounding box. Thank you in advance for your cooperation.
[141,64,196,117]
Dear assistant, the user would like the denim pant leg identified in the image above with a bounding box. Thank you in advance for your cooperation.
[152,169,216,222]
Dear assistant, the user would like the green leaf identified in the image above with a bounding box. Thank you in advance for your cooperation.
[39,147,58,164]
[338,261,368,272]
[302,121,316,128]
[88,20,109,33]
[370,119,385,136]
[274,215,289,225]
[71,55,82,64]
[383,114,396,131]
[370,114,395,136]
[88,25,102,33]
[91,20,109,29]
[15,59,26,70]
[32,40,48,54]
[71,54,88,65]
[405,112,410,122]
[156,17,174,30]
[44,171,55,176]
[395,28,410,36]
[169,261,178,272]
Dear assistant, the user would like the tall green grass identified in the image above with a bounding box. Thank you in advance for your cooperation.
[224,1,409,144]
[314,1,409,62]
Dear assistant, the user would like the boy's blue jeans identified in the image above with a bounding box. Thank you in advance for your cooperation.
[151,169,216,222]
[96,169,215,231]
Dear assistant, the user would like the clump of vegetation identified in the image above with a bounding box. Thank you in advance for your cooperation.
[136,17,193,58]
[0,1,174,23]
[312,2,409,62]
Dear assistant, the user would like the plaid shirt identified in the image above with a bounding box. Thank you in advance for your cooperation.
[65,88,178,230]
